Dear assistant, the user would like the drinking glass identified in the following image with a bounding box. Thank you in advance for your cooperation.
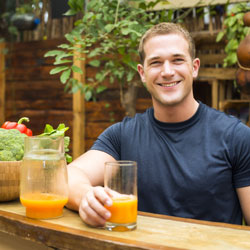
[20,136,68,219]
[104,161,137,231]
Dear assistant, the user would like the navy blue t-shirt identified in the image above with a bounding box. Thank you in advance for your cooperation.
[91,102,250,224]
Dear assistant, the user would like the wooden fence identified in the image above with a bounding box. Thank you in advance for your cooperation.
[1,39,152,159]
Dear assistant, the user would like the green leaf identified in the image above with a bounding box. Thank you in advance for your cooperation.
[227,53,237,65]
[44,124,54,133]
[57,123,69,133]
[89,60,101,67]
[71,84,80,93]
[83,12,94,22]
[121,28,131,35]
[71,65,83,74]
[216,31,225,42]
[88,48,102,58]
[63,9,77,16]
[65,33,77,43]
[39,124,55,136]
[226,39,238,52]
[50,66,69,75]
[66,153,72,163]
[44,50,64,57]
[68,0,85,12]
[55,53,73,61]
[60,69,71,84]
[105,24,115,33]
[85,90,92,101]
[96,85,107,94]
[64,135,70,144]
[228,16,237,27]
[58,44,70,49]
[96,72,106,82]
[54,60,72,65]
[127,71,135,82]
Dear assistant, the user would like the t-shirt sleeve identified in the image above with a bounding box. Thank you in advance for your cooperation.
[90,122,121,160]
[232,122,250,188]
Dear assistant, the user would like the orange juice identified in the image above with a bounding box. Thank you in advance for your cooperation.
[20,193,68,219]
[105,195,137,224]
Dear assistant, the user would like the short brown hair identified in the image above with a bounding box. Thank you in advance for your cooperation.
[138,22,196,64]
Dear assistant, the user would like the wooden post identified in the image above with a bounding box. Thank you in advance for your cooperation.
[211,79,219,110]
[0,43,5,125]
[72,47,85,160]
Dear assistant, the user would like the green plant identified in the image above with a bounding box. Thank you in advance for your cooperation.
[44,0,180,116]
[216,2,250,67]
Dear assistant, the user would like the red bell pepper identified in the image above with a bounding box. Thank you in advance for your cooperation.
[1,117,33,136]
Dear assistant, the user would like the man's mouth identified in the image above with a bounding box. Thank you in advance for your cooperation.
[157,81,181,87]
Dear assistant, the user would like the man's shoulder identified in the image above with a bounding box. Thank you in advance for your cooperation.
[120,108,152,125]
[201,102,240,124]
[199,102,250,136]
[104,108,152,136]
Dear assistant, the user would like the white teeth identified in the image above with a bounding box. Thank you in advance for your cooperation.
[160,82,178,87]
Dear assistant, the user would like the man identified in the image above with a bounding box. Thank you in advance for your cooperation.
[66,22,250,227]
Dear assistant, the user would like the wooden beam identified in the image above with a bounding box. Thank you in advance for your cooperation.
[148,0,247,10]
[198,67,236,80]
[211,79,219,110]
[0,43,5,125]
[72,47,85,160]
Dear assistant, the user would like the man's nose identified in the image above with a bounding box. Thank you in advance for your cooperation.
[161,61,174,76]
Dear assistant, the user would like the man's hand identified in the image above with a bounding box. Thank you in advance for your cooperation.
[79,186,113,227]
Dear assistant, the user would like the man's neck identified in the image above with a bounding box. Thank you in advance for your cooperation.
[153,99,199,123]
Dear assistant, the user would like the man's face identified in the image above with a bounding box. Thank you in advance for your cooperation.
[137,34,200,108]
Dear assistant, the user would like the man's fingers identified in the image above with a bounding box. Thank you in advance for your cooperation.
[104,187,121,198]
[79,199,106,227]
[86,189,111,219]
[79,186,112,227]
[93,186,113,206]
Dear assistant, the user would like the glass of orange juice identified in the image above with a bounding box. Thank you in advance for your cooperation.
[104,161,137,231]
[20,136,68,219]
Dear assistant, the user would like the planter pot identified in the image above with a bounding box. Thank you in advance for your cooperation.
[236,68,250,95]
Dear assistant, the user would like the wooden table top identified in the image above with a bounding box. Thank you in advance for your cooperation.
[0,200,250,250]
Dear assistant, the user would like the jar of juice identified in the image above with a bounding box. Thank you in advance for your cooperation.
[20,136,68,219]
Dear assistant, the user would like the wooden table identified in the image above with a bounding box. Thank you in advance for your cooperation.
[0,201,250,250]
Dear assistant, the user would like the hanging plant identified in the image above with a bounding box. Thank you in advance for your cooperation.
[216,2,250,67]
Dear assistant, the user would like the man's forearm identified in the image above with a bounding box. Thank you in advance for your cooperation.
[66,166,93,211]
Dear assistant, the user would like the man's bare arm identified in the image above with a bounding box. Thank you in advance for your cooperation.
[237,186,250,225]
[66,150,116,226]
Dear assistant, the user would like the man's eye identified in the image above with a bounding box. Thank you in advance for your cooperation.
[150,61,160,65]
[174,58,184,63]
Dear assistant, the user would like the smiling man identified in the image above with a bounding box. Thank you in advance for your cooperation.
[137,25,200,122]
[66,22,250,227]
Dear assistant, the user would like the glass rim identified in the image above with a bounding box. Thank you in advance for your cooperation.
[105,160,137,166]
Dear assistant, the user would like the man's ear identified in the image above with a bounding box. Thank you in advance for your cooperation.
[137,64,146,83]
[192,58,200,79]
